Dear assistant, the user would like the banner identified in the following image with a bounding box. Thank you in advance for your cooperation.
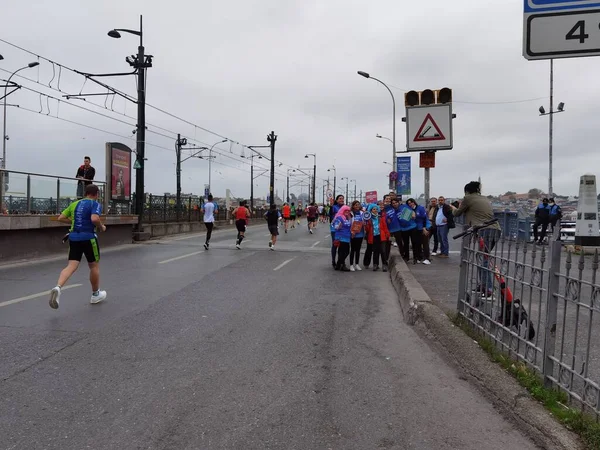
[396,156,411,196]
[105,143,132,203]
[365,191,378,204]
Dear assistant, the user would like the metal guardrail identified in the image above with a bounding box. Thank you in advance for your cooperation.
[0,169,108,215]
[457,229,600,419]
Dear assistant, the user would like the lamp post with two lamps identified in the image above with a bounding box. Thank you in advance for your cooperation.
[538,60,565,197]
[207,139,228,196]
[242,152,265,211]
[341,177,349,202]
[327,166,337,202]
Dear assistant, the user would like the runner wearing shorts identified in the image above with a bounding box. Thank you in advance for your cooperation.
[282,202,291,233]
[201,194,217,250]
[264,204,281,250]
[307,202,318,234]
[49,184,107,309]
[290,203,297,229]
[233,200,251,249]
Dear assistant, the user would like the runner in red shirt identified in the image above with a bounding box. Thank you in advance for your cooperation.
[282,203,291,233]
[307,203,318,234]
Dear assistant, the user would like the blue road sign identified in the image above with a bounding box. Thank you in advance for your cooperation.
[396,156,411,196]
[525,0,600,13]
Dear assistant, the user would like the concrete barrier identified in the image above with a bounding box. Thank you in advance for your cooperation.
[0,215,138,263]
[388,254,582,450]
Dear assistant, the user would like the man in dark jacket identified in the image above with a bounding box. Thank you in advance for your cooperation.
[76,156,95,199]
[534,198,551,243]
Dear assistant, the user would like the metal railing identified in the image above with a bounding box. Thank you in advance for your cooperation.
[457,228,600,419]
[0,169,108,215]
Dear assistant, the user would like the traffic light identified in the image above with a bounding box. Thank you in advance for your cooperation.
[404,88,452,106]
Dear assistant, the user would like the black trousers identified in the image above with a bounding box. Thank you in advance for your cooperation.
[381,239,391,266]
[363,235,382,267]
[337,242,350,267]
[533,219,549,242]
[431,227,439,252]
[350,237,364,265]
[401,229,422,262]
[204,222,214,243]
[391,231,404,257]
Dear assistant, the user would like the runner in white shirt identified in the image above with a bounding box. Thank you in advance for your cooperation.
[201,194,217,250]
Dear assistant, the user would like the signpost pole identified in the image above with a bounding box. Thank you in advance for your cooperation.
[424,167,430,203]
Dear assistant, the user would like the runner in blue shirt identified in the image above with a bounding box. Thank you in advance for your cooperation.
[49,184,107,309]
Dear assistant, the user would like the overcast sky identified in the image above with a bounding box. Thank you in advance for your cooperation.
[2,0,599,201]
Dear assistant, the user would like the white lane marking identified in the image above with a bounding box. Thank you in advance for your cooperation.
[264,233,272,237]
[159,251,204,264]
[0,284,83,308]
[273,258,295,271]
[311,241,321,248]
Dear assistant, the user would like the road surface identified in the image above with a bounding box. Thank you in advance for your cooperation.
[0,222,539,449]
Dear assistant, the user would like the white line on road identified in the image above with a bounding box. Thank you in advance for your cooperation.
[273,258,295,271]
[0,284,83,308]
[159,251,204,264]
[311,241,321,248]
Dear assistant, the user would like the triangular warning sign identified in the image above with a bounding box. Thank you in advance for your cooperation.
[414,113,445,142]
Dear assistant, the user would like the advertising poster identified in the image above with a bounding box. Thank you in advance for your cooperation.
[105,143,132,202]
[365,191,378,204]
[396,156,411,196]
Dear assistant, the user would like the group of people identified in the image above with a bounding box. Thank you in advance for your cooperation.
[329,181,500,273]
[533,197,562,244]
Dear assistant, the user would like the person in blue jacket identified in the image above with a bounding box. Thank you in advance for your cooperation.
[407,198,431,265]
[332,205,352,271]
[398,199,417,263]
[384,196,405,258]
[329,195,345,268]
[349,200,366,271]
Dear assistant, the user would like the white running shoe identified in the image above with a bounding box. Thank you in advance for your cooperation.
[236,243,241,250]
[422,259,431,265]
[90,290,107,304]
[392,242,398,247]
[309,229,313,234]
[49,286,61,309]
[350,265,356,272]
[431,252,438,256]
[355,264,362,271]
[270,245,275,251]
[269,241,273,248]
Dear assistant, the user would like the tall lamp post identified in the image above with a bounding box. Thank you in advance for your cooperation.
[2,61,40,171]
[305,153,316,204]
[350,179,356,202]
[207,138,227,195]
[327,166,337,201]
[341,176,349,201]
[242,152,263,211]
[286,168,296,203]
[358,71,396,192]
[108,15,152,232]
[538,59,565,197]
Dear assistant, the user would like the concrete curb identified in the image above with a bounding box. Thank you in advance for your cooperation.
[388,254,583,450]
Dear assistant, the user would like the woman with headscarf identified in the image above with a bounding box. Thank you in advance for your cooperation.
[349,200,365,271]
[364,203,391,272]
[332,204,352,271]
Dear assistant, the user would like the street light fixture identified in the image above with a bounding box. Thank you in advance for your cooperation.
[2,61,40,170]
[358,70,397,191]
[327,166,337,201]
[107,15,152,233]
[207,138,228,195]
[376,134,393,144]
[538,58,565,197]
[305,153,316,204]
[0,55,3,61]
[242,152,263,210]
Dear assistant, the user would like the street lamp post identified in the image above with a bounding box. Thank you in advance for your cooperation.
[305,153,316,204]
[2,62,40,171]
[243,153,263,211]
[358,71,396,192]
[341,177,349,201]
[327,166,336,202]
[207,139,227,195]
[286,168,296,203]
[351,179,356,202]
[108,15,152,232]
[538,59,565,198]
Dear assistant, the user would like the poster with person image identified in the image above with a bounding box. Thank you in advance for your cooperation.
[105,142,132,202]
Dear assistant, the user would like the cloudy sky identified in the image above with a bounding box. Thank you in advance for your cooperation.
[2,0,599,201]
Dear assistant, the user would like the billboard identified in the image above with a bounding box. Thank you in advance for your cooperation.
[105,142,132,203]
[396,156,411,196]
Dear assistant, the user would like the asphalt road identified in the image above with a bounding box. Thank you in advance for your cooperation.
[0,221,539,450]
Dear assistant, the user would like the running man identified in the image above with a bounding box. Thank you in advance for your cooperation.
[264,204,281,250]
[201,194,217,250]
[282,202,291,233]
[290,202,297,229]
[307,202,318,234]
[49,184,106,309]
[233,200,251,249]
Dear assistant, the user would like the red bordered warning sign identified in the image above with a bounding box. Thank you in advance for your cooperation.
[413,113,446,142]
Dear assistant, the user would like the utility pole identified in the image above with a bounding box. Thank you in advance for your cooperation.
[176,133,184,221]
[267,131,277,208]
[549,58,554,197]
[312,164,316,204]
[250,157,254,211]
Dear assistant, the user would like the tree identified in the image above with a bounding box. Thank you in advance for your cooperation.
[528,188,542,199]
[503,191,516,196]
